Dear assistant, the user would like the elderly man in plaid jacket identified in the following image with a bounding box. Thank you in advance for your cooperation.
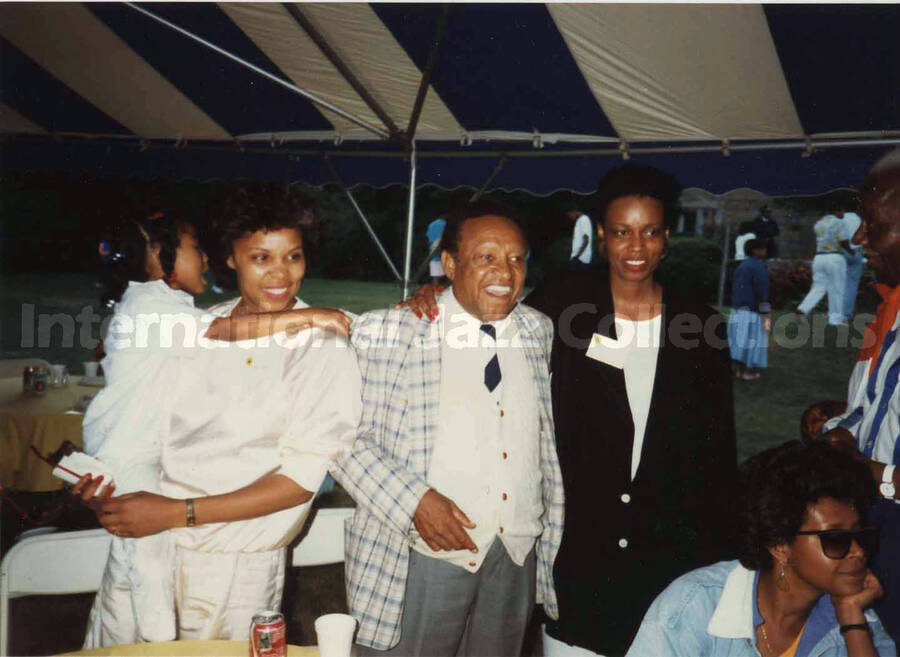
[333,202,563,656]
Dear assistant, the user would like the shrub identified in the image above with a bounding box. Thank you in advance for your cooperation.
[655,237,723,304]
[767,259,812,309]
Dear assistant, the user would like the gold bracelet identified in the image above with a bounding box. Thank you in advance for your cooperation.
[185,498,196,527]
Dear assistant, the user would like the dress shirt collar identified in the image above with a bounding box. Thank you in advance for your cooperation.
[875,282,900,304]
[439,287,512,342]
[707,563,756,639]
[858,283,900,368]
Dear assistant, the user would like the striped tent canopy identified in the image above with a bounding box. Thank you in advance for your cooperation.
[1,2,899,195]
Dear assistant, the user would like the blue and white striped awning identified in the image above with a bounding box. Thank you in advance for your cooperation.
[1,3,898,195]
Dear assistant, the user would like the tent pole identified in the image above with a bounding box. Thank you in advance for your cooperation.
[469,154,509,202]
[402,143,418,299]
[411,244,441,286]
[323,156,402,283]
[406,4,451,143]
[407,140,507,284]
[20,132,900,159]
[717,206,731,309]
[284,4,401,139]
[126,3,389,139]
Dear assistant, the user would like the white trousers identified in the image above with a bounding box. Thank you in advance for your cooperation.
[83,535,177,649]
[175,546,286,640]
[797,253,847,325]
[843,250,865,318]
[83,545,286,648]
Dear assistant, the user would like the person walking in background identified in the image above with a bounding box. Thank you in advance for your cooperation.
[426,216,447,286]
[843,210,866,318]
[733,221,756,262]
[797,206,854,325]
[729,238,771,381]
[749,205,780,258]
[568,208,593,269]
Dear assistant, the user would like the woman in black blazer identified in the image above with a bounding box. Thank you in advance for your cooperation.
[525,165,737,656]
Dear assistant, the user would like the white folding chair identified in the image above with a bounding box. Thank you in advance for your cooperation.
[0,508,353,654]
[0,528,111,657]
[290,507,354,567]
[0,358,52,378]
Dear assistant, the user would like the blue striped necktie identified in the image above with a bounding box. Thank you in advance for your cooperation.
[480,324,502,392]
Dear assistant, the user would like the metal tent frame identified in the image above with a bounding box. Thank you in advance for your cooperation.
[21,3,900,299]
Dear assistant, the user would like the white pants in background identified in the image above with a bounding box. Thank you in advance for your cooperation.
[843,249,865,318]
[798,253,847,325]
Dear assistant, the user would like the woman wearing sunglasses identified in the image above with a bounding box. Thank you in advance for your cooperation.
[626,441,895,657]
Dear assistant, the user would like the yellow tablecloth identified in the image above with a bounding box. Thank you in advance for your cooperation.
[0,377,98,491]
[60,640,318,656]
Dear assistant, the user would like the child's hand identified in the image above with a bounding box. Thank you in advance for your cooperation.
[292,308,352,337]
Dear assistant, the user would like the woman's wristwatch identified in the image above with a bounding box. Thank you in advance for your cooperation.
[880,464,896,499]
[185,498,196,526]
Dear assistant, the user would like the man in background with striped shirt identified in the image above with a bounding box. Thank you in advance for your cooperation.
[820,149,900,643]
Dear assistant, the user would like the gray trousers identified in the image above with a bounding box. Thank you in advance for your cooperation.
[360,538,536,657]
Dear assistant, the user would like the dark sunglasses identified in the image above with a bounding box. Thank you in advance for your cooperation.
[795,527,879,560]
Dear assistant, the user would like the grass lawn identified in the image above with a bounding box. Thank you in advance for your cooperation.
[1,272,862,464]
[730,311,860,460]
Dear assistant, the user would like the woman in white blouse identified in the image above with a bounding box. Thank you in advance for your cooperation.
[76,183,361,642]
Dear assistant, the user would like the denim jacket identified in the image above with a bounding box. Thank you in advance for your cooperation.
[626,561,896,657]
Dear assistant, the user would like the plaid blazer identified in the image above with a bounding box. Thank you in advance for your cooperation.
[332,303,564,650]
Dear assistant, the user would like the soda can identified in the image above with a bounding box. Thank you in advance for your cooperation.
[31,368,49,395]
[23,366,34,392]
[250,610,286,657]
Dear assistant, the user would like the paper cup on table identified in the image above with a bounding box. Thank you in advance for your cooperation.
[83,361,99,378]
[315,613,356,657]
[50,364,69,386]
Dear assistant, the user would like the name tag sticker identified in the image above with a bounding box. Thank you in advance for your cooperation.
[585,333,628,369]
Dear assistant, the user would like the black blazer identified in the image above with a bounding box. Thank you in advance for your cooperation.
[526,270,738,656]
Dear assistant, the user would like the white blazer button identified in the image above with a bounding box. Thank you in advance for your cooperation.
[620,493,631,503]
[618,538,629,548]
